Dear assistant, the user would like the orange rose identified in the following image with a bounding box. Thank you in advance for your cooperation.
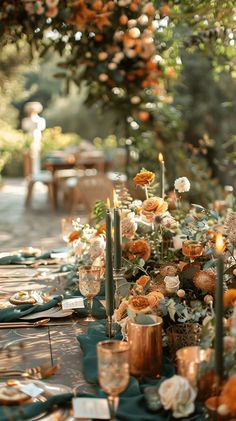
[136,275,150,289]
[220,375,236,414]
[96,224,106,236]
[223,289,236,307]
[68,231,80,243]
[147,291,164,308]
[128,296,150,313]
[114,301,128,321]
[133,170,155,187]
[124,239,151,261]
[142,197,168,216]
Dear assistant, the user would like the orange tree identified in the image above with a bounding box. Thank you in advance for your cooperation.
[0,1,235,187]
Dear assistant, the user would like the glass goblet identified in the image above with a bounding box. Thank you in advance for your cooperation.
[61,217,74,244]
[78,265,101,322]
[97,340,130,420]
[182,240,203,263]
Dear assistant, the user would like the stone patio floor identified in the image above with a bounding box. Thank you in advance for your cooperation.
[0,178,85,252]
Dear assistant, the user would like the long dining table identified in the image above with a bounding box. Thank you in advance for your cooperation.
[0,259,207,421]
[0,262,96,420]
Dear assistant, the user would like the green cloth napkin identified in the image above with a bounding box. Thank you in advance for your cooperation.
[0,392,73,421]
[77,320,207,421]
[0,248,68,265]
[0,296,63,322]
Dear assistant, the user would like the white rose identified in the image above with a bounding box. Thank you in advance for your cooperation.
[89,236,106,259]
[164,276,180,293]
[73,238,89,255]
[121,213,137,239]
[174,177,191,193]
[159,375,196,418]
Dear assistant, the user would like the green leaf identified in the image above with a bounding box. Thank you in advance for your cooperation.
[203,259,216,270]
[135,314,155,325]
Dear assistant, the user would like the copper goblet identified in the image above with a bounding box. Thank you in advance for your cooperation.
[97,340,130,420]
[176,346,214,388]
[182,240,204,263]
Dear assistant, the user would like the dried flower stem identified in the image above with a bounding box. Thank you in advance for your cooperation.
[144,185,149,200]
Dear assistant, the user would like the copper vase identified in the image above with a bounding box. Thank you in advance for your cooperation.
[127,316,162,377]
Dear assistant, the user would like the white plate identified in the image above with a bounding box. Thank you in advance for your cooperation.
[0,380,72,421]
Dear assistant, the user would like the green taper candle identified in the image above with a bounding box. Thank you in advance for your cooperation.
[105,202,114,317]
[215,232,225,381]
[158,153,165,199]
[114,207,122,270]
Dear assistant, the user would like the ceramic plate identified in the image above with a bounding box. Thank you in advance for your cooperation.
[0,380,72,421]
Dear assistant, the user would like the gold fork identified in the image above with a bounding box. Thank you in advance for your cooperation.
[0,363,60,380]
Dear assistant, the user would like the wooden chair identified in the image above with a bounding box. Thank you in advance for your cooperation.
[69,173,114,220]
[23,151,55,211]
[76,151,106,173]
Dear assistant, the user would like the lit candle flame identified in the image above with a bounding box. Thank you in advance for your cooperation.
[106,197,111,209]
[215,232,225,254]
[158,153,164,163]
[113,190,119,208]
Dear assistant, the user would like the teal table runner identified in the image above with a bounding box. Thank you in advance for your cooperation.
[77,320,206,421]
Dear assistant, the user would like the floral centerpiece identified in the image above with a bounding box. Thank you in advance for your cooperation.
[68,168,236,419]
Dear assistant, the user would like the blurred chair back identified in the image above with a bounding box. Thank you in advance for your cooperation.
[71,173,113,220]
[76,150,105,173]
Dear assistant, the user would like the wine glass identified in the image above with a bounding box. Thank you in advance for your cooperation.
[78,265,102,322]
[97,340,130,420]
[182,240,204,263]
[61,217,74,244]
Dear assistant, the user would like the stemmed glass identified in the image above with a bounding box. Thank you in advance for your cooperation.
[61,217,74,244]
[78,265,102,322]
[182,240,204,263]
[97,340,130,420]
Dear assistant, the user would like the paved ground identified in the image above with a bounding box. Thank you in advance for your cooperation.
[0,178,85,252]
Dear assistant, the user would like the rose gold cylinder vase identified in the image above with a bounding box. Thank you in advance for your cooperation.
[127,316,163,377]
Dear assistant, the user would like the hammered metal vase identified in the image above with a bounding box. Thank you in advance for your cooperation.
[167,323,202,360]
[127,316,163,377]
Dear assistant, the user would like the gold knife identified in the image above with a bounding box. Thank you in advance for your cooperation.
[0,318,50,329]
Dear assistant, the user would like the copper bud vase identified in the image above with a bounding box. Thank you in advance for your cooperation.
[127,316,163,377]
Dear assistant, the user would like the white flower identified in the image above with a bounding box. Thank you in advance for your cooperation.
[72,238,89,256]
[159,375,196,418]
[172,234,187,250]
[130,200,142,210]
[82,227,97,241]
[174,177,191,193]
[88,236,106,260]
[224,211,236,247]
[164,276,180,293]
[118,0,131,5]
[121,212,137,239]
[161,212,177,230]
